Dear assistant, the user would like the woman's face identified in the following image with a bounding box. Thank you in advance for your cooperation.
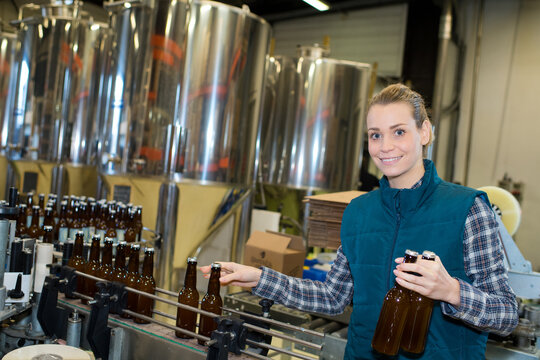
[367,102,430,189]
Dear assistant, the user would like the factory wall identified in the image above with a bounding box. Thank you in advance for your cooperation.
[455,0,540,270]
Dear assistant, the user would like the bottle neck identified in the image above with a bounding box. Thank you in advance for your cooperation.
[115,248,126,268]
[207,269,221,294]
[89,240,100,262]
[73,238,84,257]
[184,263,197,287]
[128,251,140,272]
[142,254,154,276]
[102,245,113,265]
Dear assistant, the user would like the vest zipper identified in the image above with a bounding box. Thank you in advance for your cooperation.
[387,191,401,289]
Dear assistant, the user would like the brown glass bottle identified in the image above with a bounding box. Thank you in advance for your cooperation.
[43,225,55,244]
[400,251,436,354]
[83,235,102,304]
[96,203,109,242]
[25,192,34,227]
[116,206,127,242]
[105,210,118,243]
[43,207,55,229]
[16,204,27,238]
[134,248,156,324]
[122,243,140,319]
[198,263,222,345]
[112,241,128,283]
[58,201,70,243]
[27,205,43,239]
[38,193,45,225]
[134,206,143,241]
[88,202,97,238]
[98,238,115,282]
[124,210,137,243]
[176,257,199,338]
[67,231,87,299]
[371,250,418,356]
[69,204,82,241]
[79,202,89,242]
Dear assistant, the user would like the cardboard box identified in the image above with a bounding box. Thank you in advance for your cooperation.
[243,230,306,278]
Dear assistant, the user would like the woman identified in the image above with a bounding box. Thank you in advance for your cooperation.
[201,84,518,359]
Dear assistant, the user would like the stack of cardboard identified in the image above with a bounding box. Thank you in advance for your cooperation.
[305,191,365,249]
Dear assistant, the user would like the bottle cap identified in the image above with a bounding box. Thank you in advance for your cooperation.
[211,263,221,269]
[43,225,53,231]
[145,247,155,254]
[405,249,419,256]
[33,205,40,210]
[131,243,141,250]
[104,237,114,244]
[77,230,84,236]
[187,257,197,264]
[118,241,127,246]
[422,250,436,260]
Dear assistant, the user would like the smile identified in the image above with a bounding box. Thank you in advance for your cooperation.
[380,156,402,164]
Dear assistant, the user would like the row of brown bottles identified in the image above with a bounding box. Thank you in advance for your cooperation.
[16,191,143,244]
[65,233,155,323]
[371,250,436,356]
[175,259,223,344]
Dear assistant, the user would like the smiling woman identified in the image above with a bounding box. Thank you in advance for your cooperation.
[202,83,519,360]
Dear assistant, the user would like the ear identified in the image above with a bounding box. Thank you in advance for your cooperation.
[420,120,431,146]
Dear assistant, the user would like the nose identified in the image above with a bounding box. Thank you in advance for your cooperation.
[380,136,394,152]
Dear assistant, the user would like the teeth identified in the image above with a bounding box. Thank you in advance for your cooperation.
[381,157,400,163]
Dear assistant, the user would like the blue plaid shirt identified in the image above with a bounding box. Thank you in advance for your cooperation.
[253,195,518,336]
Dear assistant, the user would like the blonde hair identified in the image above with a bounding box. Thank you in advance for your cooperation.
[368,83,434,149]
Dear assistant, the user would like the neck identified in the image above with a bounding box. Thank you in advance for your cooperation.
[388,160,425,189]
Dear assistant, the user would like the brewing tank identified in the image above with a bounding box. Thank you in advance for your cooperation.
[101,0,271,186]
[8,3,111,164]
[259,51,371,191]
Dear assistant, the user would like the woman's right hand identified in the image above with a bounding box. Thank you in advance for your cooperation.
[200,262,262,288]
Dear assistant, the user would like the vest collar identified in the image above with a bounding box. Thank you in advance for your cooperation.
[379,159,441,215]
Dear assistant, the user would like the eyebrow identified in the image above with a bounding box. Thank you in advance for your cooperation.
[368,123,408,131]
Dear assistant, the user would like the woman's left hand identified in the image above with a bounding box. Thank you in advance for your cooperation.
[393,256,461,308]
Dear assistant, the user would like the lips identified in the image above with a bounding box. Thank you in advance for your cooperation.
[380,156,402,164]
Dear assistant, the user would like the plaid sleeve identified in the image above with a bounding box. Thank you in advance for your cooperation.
[441,196,519,335]
[252,246,353,315]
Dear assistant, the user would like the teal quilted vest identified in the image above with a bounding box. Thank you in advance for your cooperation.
[340,160,488,359]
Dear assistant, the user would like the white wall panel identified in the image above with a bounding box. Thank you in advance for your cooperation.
[456,0,540,270]
[272,4,408,76]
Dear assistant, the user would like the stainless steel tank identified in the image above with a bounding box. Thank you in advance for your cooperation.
[102,0,271,186]
[8,2,111,164]
[0,28,17,155]
[259,50,372,191]
[99,0,155,174]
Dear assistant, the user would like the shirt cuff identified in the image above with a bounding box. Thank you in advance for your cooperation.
[441,278,477,319]
[252,266,289,300]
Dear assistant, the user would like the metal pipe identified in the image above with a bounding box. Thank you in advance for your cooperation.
[243,323,322,351]
[155,287,177,297]
[74,271,321,350]
[152,309,176,321]
[430,0,453,163]
[122,309,209,342]
[240,350,272,360]
[74,270,218,318]
[191,188,252,259]
[0,220,9,285]
[224,307,324,338]
[72,291,93,301]
[245,339,318,360]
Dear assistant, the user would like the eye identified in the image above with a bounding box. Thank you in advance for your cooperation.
[395,129,405,136]
[369,132,381,140]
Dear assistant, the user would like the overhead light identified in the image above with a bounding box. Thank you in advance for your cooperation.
[302,0,330,12]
